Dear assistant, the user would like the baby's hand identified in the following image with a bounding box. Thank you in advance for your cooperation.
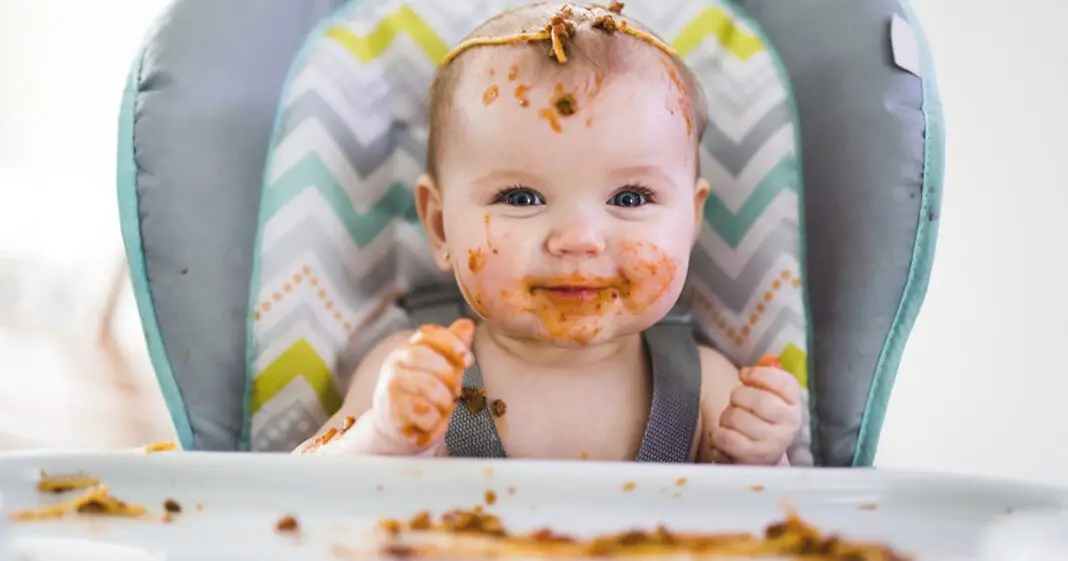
[368,318,476,454]
[712,356,802,466]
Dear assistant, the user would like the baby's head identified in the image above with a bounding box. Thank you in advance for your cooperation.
[415,2,711,348]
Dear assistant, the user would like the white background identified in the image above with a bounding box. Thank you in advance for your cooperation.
[0,0,1065,484]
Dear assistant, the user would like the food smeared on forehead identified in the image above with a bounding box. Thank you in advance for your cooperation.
[426,1,708,178]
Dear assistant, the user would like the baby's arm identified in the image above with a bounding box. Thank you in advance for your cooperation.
[695,347,801,466]
[293,330,412,455]
[293,320,474,457]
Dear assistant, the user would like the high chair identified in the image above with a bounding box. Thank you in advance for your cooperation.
[117,0,943,467]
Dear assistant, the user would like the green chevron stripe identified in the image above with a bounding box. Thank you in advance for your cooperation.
[265,154,418,247]
[673,5,764,60]
[325,5,449,65]
[703,156,798,247]
[251,339,342,416]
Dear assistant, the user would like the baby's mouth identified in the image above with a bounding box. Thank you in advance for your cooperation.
[535,285,610,301]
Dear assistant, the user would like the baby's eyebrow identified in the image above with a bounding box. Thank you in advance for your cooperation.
[471,168,546,188]
[611,165,677,188]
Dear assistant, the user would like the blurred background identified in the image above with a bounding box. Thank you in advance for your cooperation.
[0,0,1064,484]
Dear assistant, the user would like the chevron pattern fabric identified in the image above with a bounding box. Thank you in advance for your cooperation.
[247,0,812,465]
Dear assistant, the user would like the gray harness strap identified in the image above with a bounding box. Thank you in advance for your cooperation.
[400,284,701,463]
[444,361,508,458]
[634,306,702,463]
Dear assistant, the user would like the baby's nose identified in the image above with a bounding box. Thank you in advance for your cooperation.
[546,220,606,257]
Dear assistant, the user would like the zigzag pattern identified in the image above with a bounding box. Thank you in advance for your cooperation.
[691,220,800,312]
[247,0,811,463]
[255,315,338,373]
[703,127,797,213]
[251,378,328,452]
[702,102,793,175]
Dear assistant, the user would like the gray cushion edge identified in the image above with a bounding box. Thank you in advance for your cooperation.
[737,0,928,466]
[853,0,946,466]
[116,18,196,451]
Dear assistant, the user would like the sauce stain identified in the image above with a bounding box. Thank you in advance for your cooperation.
[538,108,563,133]
[552,83,578,116]
[586,72,605,101]
[462,240,679,346]
[455,235,679,346]
[514,84,531,107]
[508,65,519,80]
[484,215,499,254]
[482,85,500,106]
[468,248,486,273]
[661,59,693,136]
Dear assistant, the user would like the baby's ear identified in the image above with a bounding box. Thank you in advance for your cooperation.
[691,177,710,245]
[414,174,451,271]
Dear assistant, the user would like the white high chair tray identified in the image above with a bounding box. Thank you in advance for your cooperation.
[0,452,1065,560]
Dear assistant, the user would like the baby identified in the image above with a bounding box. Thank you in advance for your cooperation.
[295,1,802,464]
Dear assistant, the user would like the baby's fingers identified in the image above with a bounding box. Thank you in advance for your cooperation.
[719,406,776,442]
[740,367,800,405]
[729,385,792,424]
[389,367,455,414]
[448,318,476,348]
[392,343,463,397]
[409,320,475,370]
[710,428,758,461]
[391,392,447,436]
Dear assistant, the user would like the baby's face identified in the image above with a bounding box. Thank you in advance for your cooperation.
[430,57,708,347]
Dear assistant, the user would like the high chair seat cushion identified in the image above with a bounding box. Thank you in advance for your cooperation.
[117,0,348,451]
[117,0,942,467]
[247,0,813,462]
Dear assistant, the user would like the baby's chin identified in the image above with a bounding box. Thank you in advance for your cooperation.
[480,312,657,349]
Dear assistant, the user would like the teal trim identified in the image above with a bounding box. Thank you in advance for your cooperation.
[116,42,197,451]
[716,0,818,465]
[854,1,945,466]
[240,0,364,450]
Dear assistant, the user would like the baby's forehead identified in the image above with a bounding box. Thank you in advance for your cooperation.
[448,41,660,99]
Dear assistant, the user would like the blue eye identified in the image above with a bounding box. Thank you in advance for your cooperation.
[494,186,544,206]
[609,185,655,207]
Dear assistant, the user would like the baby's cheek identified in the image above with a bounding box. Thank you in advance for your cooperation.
[456,246,524,319]
[616,240,684,315]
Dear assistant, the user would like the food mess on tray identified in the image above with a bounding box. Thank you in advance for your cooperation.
[10,470,153,522]
[11,465,908,560]
[142,441,179,453]
[373,505,911,560]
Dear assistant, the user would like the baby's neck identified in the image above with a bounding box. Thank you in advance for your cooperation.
[477,323,643,374]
